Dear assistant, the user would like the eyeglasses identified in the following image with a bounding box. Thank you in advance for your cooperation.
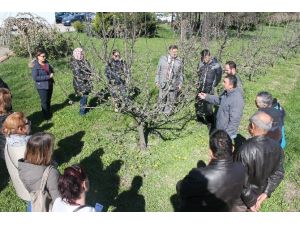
[39,55,46,58]
[25,120,31,126]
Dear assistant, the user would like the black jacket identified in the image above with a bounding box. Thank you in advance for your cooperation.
[177,158,246,211]
[70,57,92,95]
[105,59,130,86]
[197,58,222,94]
[235,136,284,208]
[0,78,9,90]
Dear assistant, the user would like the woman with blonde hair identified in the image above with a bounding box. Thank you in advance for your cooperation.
[18,132,60,211]
[2,112,31,202]
[0,88,12,159]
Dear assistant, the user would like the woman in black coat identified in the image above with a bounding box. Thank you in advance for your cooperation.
[31,50,54,122]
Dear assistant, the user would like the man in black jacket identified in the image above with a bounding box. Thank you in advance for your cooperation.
[176,130,246,211]
[195,49,222,129]
[234,111,284,212]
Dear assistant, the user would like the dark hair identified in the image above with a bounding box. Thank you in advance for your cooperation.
[224,75,237,88]
[0,88,12,115]
[225,61,236,69]
[168,45,178,50]
[256,91,273,108]
[209,130,233,159]
[35,50,46,58]
[58,164,88,205]
[112,49,120,56]
[201,49,211,58]
[24,132,54,166]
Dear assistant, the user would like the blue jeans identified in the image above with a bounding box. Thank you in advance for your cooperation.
[80,95,88,115]
[27,201,31,212]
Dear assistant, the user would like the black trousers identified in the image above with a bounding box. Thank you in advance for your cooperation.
[37,86,53,120]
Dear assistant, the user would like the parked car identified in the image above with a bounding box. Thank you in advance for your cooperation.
[84,12,96,22]
[55,12,73,23]
[62,14,85,26]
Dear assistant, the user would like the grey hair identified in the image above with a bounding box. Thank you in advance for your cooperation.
[250,111,273,132]
[256,91,273,108]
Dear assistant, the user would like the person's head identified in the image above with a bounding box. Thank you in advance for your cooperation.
[58,164,89,205]
[0,88,12,115]
[255,91,273,109]
[2,112,31,136]
[168,45,178,58]
[73,48,84,61]
[24,132,54,166]
[209,130,233,160]
[35,50,47,63]
[200,49,212,64]
[223,75,237,91]
[112,49,121,61]
[248,111,273,137]
[224,61,237,75]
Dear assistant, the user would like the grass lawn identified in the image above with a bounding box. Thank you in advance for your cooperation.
[0,24,299,212]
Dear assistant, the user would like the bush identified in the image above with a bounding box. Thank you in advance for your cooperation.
[9,30,74,59]
[73,21,86,33]
[92,12,157,38]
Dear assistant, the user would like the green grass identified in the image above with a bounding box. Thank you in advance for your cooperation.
[0,24,299,212]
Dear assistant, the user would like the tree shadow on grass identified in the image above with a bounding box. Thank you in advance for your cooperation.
[113,175,145,212]
[53,131,85,166]
[80,148,123,212]
[0,158,9,193]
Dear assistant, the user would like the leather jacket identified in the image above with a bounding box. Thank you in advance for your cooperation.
[197,58,222,94]
[235,135,284,208]
[177,158,246,211]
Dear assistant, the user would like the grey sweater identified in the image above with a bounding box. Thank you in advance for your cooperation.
[18,160,60,202]
[205,88,244,138]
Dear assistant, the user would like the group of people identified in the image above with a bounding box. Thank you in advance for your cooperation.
[0,44,287,212]
[0,92,100,211]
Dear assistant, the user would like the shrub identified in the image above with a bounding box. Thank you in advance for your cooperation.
[73,21,86,33]
[92,12,157,38]
[9,30,74,59]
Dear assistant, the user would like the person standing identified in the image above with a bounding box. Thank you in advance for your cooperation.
[223,61,243,95]
[155,45,184,116]
[70,48,93,115]
[18,132,60,212]
[234,111,284,212]
[0,88,12,159]
[195,49,222,127]
[105,49,130,112]
[176,130,245,211]
[52,164,100,212]
[2,112,31,202]
[31,50,54,122]
[198,75,244,139]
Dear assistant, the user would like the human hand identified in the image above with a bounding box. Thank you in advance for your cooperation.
[249,205,257,212]
[255,193,268,211]
[50,73,54,78]
[198,92,207,100]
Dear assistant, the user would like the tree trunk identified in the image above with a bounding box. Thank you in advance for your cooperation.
[137,122,147,150]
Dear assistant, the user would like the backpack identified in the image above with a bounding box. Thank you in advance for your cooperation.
[30,165,53,212]
[273,99,286,149]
